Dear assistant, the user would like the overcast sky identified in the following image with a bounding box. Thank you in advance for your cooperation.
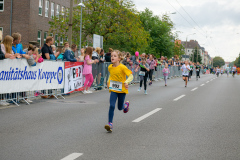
[132,0,240,62]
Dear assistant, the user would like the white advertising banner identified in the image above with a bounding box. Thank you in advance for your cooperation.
[93,34,103,49]
[0,59,64,94]
[64,62,84,94]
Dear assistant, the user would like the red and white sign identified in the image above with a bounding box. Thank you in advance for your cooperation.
[64,62,84,94]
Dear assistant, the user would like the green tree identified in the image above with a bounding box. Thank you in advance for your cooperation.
[213,56,225,67]
[49,0,150,53]
[190,47,202,63]
[233,54,240,67]
[173,40,185,59]
[139,8,174,58]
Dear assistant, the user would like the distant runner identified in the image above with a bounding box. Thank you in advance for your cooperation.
[181,61,191,87]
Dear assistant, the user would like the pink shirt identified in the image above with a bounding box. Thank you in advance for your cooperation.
[162,68,170,76]
[83,55,92,75]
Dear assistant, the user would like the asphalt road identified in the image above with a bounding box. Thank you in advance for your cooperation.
[0,74,240,160]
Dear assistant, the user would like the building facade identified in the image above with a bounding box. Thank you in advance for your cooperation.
[0,0,73,48]
[182,40,208,64]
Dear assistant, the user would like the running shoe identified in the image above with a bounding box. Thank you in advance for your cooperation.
[149,82,152,85]
[82,90,88,94]
[165,84,167,86]
[123,101,130,113]
[105,122,113,132]
[138,87,142,92]
[144,90,148,95]
[87,90,93,94]
[185,85,187,87]
[25,99,33,103]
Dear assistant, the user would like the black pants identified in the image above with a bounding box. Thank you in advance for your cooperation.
[140,76,148,90]
[196,71,200,77]
[149,69,154,81]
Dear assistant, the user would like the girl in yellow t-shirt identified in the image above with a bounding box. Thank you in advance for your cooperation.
[105,50,133,132]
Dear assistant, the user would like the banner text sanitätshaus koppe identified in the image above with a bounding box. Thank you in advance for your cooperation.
[0,66,58,83]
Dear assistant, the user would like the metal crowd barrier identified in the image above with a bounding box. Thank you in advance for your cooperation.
[91,63,201,89]
[1,61,201,106]
[0,89,64,106]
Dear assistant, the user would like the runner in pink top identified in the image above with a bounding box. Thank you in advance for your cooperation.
[162,63,170,86]
[82,47,99,94]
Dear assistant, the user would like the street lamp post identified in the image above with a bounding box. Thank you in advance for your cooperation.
[185,33,196,61]
[78,1,85,56]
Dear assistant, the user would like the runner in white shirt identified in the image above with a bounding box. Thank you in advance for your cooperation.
[216,66,220,77]
[232,66,237,77]
[225,66,230,77]
[181,61,191,87]
[221,69,224,75]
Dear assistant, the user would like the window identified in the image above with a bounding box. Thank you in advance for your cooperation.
[55,34,58,46]
[44,32,47,43]
[39,0,43,15]
[51,2,54,18]
[65,36,68,42]
[38,30,42,46]
[50,33,53,37]
[61,6,65,16]
[60,37,63,46]
[0,0,4,12]
[66,8,69,18]
[56,4,60,19]
[45,0,49,17]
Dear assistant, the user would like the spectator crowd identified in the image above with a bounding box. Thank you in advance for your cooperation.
[0,32,208,106]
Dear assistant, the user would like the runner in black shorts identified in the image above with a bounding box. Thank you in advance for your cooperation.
[181,61,191,87]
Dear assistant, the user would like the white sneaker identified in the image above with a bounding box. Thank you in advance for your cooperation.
[0,101,10,106]
[83,90,88,94]
[138,87,142,92]
[26,99,33,103]
[20,99,32,103]
[87,90,93,94]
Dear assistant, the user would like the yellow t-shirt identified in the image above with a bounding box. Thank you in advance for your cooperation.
[108,63,132,94]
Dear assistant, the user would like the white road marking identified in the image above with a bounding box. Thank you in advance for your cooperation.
[200,84,205,86]
[173,95,186,101]
[210,79,213,81]
[61,153,83,160]
[206,81,209,83]
[191,87,198,91]
[132,108,162,122]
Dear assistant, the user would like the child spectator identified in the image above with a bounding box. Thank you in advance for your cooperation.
[78,48,85,62]
[25,44,42,66]
[0,35,17,59]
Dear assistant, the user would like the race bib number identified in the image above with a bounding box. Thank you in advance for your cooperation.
[184,70,188,74]
[165,70,169,74]
[196,69,199,71]
[139,71,145,76]
[109,80,122,91]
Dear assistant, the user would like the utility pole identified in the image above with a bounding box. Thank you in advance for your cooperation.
[68,0,73,45]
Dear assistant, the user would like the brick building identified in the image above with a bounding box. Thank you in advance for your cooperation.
[0,0,74,48]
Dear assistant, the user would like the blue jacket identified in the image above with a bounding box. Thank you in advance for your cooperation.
[12,43,26,54]
[64,49,77,62]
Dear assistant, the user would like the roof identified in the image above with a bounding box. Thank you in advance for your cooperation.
[182,40,201,49]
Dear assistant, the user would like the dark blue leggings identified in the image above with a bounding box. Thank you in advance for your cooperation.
[108,92,126,123]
